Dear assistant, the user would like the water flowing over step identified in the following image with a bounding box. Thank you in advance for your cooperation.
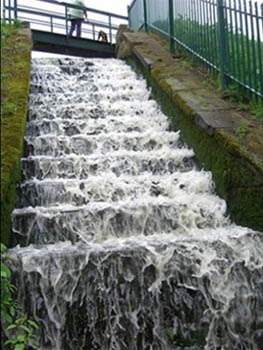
[25,131,181,154]
[9,58,263,350]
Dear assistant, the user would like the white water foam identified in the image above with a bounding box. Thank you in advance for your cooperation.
[8,57,263,350]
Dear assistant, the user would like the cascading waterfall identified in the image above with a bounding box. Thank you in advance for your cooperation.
[8,57,262,350]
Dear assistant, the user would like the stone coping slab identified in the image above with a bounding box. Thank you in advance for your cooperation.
[116,27,263,231]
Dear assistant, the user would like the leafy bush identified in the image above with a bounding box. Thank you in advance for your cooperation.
[1,243,39,350]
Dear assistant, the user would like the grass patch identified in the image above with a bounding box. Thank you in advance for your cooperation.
[235,123,248,141]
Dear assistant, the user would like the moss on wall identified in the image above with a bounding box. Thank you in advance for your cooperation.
[1,23,32,245]
[127,54,263,231]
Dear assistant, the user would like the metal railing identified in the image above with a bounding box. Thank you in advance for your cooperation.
[128,0,263,99]
[2,0,128,44]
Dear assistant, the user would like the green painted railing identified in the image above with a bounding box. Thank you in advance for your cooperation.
[2,0,128,44]
[128,0,263,99]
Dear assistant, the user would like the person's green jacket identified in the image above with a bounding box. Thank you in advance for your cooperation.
[68,0,87,19]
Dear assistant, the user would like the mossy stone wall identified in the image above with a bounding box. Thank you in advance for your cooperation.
[1,24,32,245]
[127,54,263,231]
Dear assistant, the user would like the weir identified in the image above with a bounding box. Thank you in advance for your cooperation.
[9,57,263,349]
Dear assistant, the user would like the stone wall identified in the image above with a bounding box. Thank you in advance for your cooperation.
[1,25,32,245]
[116,26,263,231]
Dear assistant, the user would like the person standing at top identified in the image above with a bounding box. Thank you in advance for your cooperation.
[68,0,87,38]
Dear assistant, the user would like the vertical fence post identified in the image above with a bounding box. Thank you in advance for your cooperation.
[3,0,6,21]
[109,16,113,44]
[14,0,17,20]
[8,0,11,23]
[50,17,53,33]
[169,0,175,54]
[92,24,95,40]
[65,4,68,36]
[255,2,263,97]
[217,0,227,89]
[127,5,131,28]
[143,0,148,32]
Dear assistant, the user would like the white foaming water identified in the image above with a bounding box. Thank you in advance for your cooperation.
[9,57,263,350]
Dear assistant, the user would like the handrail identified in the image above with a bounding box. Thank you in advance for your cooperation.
[13,7,121,31]
[2,0,128,44]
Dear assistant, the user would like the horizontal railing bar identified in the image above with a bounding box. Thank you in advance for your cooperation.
[85,6,128,20]
[4,3,128,22]
[8,7,67,20]
[223,74,263,97]
[8,15,119,35]
[87,20,119,30]
[147,23,170,39]
[15,4,63,18]
[2,1,126,50]
[128,0,138,11]
[18,18,66,29]
[224,5,263,19]
[10,0,128,20]
[15,7,120,31]
[10,17,117,40]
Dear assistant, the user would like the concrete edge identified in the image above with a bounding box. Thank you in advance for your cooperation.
[116,28,263,231]
[131,45,263,175]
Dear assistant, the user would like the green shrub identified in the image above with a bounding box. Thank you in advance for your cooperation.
[1,243,39,350]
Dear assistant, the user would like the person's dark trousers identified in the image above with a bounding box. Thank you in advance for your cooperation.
[68,19,82,38]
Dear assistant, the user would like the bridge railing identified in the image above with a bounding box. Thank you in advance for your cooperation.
[2,0,128,44]
[128,0,263,100]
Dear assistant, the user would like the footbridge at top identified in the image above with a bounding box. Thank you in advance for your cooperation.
[2,0,128,58]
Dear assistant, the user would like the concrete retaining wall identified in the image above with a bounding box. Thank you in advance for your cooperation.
[1,26,32,245]
[116,26,263,231]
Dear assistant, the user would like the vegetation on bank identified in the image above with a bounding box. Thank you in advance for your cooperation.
[1,22,39,349]
[1,243,39,350]
[149,69,263,230]
[1,21,32,245]
[124,27,263,230]
[151,18,263,118]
